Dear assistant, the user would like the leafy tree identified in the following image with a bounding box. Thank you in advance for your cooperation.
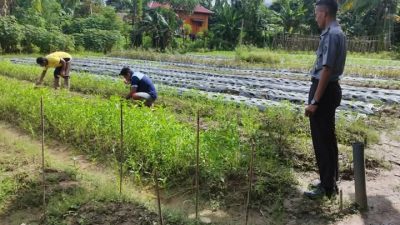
[74,29,121,53]
[199,0,212,9]
[63,7,123,33]
[209,2,241,49]
[14,7,46,27]
[257,5,283,46]
[302,0,319,35]
[106,0,132,11]
[60,0,80,15]
[339,0,398,49]
[74,0,104,17]
[235,0,280,47]
[131,0,144,47]
[0,16,22,52]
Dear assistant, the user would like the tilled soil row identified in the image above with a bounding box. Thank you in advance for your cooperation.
[11,57,400,114]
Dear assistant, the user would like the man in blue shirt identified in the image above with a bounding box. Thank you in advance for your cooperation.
[119,67,157,107]
[304,0,346,199]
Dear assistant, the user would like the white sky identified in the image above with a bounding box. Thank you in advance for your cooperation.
[264,0,274,7]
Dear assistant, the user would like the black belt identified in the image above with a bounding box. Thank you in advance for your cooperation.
[311,77,339,84]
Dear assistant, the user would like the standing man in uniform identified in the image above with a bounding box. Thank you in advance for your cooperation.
[304,0,346,199]
[36,51,72,89]
[119,67,157,107]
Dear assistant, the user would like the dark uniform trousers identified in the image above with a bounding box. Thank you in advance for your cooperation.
[308,78,342,192]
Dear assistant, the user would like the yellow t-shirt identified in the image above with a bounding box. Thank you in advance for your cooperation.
[45,52,72,68]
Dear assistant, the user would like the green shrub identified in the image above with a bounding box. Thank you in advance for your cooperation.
[14,8,46,28]
[36,31,75,53]
[142,35,152,50]
[75,29,122,53]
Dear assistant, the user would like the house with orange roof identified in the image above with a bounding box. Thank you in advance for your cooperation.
[147,1,213,35]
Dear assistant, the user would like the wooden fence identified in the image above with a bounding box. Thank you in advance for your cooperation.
[271,33,389,52]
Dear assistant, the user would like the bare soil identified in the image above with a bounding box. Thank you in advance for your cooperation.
[336,126,400,225]
[64,201,159,225]
[285,120,400,225]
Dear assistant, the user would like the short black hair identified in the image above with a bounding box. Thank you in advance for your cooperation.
[36,57,46,65]
[119,67,131,76]
[316,0,338,17]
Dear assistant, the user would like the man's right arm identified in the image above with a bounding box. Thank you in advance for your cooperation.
[126,85,138,99]
[126,76,139,99]
[36,69,48,85]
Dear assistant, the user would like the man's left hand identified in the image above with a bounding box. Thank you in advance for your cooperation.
[305,105,318,117]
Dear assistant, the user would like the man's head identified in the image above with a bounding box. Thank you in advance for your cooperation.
[315,0,338,29]
[36,57,48,67]
[119,67,132,82]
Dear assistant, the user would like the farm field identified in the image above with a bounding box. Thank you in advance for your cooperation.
[0,52,400,225]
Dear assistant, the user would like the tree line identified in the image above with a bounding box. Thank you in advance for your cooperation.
[0,0,399,53]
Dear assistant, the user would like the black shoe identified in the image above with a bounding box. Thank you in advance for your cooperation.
[308,180,339,194]
[308,179,321,189]
[304,186,326,199]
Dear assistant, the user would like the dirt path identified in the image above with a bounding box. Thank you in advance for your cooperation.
[336,126,400,225]
[281,119,400,225]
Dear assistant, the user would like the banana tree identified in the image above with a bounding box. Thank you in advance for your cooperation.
[139,7,181,50]
[210,2,242,49]
[270,0,306,34]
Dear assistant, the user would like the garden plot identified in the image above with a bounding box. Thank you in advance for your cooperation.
[11,57,400,114]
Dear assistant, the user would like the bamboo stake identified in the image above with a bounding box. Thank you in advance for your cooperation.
[155,169,164,225]
[245,140,255,225]
[340,189,343,211]
[119,101,124,195]
[195,110,200,221]
[40,96,46,222]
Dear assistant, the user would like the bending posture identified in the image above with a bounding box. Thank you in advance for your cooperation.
[304,0,347,199]
[36,51,72,89]
[119,67,157,107]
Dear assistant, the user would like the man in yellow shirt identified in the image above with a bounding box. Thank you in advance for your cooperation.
[36,51,72,89]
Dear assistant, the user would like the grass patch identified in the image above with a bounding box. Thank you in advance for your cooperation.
[235,47,280,64]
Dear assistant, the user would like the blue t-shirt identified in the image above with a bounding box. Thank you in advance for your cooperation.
[130,71,157,99]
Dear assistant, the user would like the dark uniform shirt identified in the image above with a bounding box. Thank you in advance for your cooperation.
[311,20,347,81]
[130,71,157,99]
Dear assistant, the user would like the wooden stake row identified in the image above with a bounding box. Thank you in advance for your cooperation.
[39,100,256,224]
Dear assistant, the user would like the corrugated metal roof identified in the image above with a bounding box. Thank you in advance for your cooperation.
[147,1,213,14]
